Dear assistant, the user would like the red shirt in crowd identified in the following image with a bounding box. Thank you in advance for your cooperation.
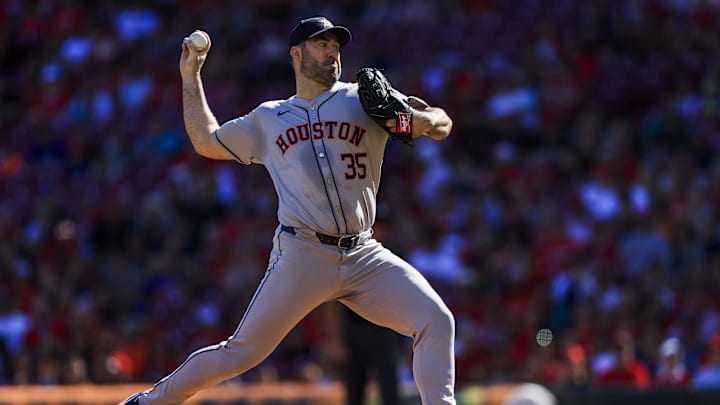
[597,360,651,388]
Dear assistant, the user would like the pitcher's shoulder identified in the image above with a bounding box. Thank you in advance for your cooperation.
[249,99,294,117]
[256,99,288,110]
[334,81,358,97]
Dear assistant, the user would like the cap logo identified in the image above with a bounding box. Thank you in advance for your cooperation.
[319,18,332,28]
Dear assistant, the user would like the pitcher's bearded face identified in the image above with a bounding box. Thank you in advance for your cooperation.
[299,36,341,87]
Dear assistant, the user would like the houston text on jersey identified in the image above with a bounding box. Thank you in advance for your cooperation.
[275,121,367,154]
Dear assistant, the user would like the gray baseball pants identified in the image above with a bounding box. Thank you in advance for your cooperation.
[141,225,455,404]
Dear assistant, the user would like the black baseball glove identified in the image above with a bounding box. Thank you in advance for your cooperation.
[356,67,414,145]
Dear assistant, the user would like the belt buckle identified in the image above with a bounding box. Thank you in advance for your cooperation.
[337,234,359,249]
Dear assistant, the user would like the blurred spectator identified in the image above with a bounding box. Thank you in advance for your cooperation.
[654,337,690,387]
[617,216,672,280]
[557,343,591,390]
[0,292,31,362]
[692,335,720,390]
[595,329,651,388]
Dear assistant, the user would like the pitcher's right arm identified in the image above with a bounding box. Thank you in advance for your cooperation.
[179,35,233,160]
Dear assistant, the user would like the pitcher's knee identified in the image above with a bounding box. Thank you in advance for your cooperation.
[425,303,455,339]
[219,338,276,375]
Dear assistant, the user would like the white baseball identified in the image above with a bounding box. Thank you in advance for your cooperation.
[188,30,210,52]
[536,328,553,347]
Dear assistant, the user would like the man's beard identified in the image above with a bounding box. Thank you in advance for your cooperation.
[300,51,340,87]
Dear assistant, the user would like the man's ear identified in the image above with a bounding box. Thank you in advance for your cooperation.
[290,46,301,61]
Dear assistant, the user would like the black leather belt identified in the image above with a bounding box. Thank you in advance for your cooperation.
[281,225,361,250]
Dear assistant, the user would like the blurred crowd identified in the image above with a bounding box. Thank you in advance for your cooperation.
[2,0,720,395]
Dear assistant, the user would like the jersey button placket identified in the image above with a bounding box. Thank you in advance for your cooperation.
[309,108,344,234]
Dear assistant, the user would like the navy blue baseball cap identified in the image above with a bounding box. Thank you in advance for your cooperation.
[289,17,352,47]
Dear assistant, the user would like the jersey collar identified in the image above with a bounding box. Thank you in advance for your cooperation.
[289,81,346,108]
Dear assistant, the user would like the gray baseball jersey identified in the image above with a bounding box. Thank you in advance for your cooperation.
[215,81,384,235]
[139,82,456,405]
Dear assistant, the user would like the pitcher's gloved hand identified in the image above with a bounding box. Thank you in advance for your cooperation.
[356,67,414,145]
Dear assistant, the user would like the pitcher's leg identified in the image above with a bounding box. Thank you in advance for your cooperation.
[340,242,455,405]
[142,233,342,405]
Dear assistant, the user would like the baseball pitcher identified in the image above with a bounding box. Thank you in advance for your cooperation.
[121,16,455,405]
